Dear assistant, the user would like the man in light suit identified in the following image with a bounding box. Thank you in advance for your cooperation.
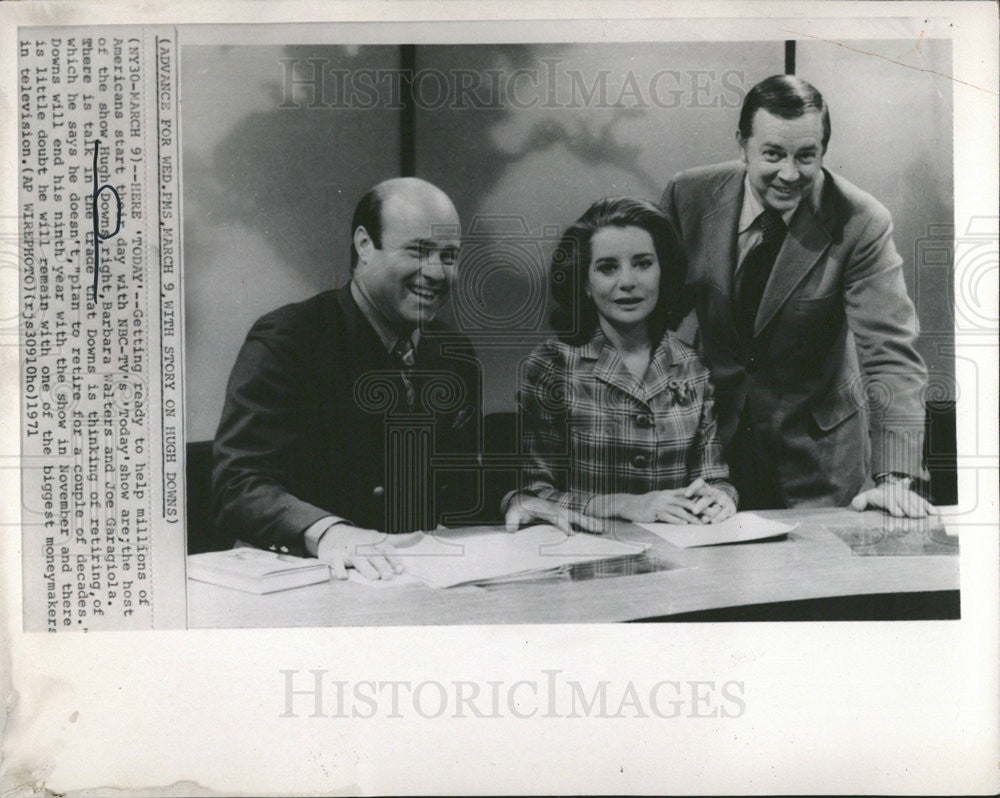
[212,178,481,579]
[660,75,931,517]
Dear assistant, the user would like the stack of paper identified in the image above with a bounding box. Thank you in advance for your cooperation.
[638,512,796,548]
[187,548,331,594]
[390,525,650,588]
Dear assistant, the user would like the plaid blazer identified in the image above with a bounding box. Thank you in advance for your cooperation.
[516,328,736,513]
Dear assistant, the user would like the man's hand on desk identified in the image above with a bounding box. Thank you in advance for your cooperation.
[315,523,403,581]
[851,476,935,519]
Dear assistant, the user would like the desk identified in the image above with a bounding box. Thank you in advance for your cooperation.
[185,508,959,627]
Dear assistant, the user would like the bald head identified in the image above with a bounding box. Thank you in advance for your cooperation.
[350,178,459,270]
[351,178,462,332]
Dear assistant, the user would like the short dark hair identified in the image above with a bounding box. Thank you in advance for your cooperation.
[549,197,687,345]
[738,75,831,151]
[350,187,384,270]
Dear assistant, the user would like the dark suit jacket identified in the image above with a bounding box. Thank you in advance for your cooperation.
[661,162,927,507]
[211,286,481,554]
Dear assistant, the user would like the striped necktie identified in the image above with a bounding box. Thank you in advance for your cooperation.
[393,337,417,410]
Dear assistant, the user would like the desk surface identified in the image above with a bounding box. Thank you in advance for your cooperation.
[185,508,960,628]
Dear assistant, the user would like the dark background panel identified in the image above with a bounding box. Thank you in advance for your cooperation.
[182,40,955,443]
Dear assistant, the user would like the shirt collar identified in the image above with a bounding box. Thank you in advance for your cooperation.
[581,325,675,370]
[738,170,825,234]
[580,326,680,406]
[350,280,419,354]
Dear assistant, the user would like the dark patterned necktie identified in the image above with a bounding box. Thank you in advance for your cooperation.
[735,207,787,339]
[393,337,417,410]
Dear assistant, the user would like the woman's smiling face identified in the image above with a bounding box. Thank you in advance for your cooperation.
[586,225,661,334]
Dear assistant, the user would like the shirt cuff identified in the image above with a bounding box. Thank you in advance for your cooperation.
[874,472,914,488]
[504,488,596,517]
[302,515,349,557]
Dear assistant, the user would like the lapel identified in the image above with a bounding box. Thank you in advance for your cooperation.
[583,330,648,406]
[583,329,679,407]
[698,166,744,302]
[643,334,678,399]
[337,286,392,369]
[753,174,835,336]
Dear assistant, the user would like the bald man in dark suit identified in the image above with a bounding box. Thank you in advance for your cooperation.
[212,178,481,579]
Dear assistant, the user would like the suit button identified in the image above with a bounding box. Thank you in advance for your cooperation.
[635,414,653,428]
[631,454,648,469]
[373,486,385,497]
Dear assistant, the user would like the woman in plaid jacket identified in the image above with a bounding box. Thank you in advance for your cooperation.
[505,198,737,534]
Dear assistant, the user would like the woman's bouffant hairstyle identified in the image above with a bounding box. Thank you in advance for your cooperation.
[549,197,688,345]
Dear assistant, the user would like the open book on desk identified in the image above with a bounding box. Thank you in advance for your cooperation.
[390,525,650,589]
[638,512,796,548]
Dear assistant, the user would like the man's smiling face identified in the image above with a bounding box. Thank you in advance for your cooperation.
[740,108,825,214]
[353,185,461,332]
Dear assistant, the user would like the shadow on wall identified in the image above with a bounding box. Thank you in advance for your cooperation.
[416,43,772,413]
[183,45,405,289]
[182,45,402,440]
[185,43,723,432]
[183,41,954,429]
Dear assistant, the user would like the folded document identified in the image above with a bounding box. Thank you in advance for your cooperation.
[392,525,650,589]
[190,526,651,593]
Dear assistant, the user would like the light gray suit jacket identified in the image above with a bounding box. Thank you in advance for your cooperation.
[661,161,927,507]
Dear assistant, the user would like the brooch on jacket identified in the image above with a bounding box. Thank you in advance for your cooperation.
[664,377,695,405]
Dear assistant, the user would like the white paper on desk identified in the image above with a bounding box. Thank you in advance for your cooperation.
[638,512,796,548]
[390,525,649,589]
[347,570,425,588]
